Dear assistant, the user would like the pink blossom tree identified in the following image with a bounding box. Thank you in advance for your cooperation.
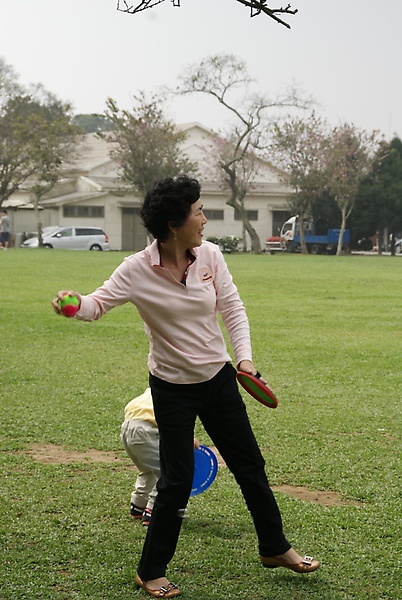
[325,124,380,255]
[269,112,329,253]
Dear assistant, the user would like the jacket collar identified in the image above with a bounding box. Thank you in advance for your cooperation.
[148,238,197,267]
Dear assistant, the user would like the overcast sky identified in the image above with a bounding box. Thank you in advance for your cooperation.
[1,0,401,140]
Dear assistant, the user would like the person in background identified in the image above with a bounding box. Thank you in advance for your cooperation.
[0,209,11,250]
[53,176,320,599]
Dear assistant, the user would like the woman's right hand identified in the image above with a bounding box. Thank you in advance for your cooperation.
[52,290,82,315]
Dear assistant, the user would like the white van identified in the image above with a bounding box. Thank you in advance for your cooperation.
[21,226,110,251]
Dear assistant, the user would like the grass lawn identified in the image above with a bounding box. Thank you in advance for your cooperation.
[1,249,401,599]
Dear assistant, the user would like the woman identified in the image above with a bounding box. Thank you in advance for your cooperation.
[53,176,319,598]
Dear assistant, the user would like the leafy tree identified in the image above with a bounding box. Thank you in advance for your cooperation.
[0,92,80,246]
[101,93,197,197]
[0,57,23,109]
[353,137,402,254]
[324,124,379,255]
[269,112,329,253]
[0,59,80,242]
[28,97,81,244]
[176,53,311,253]
[311,191,342,235]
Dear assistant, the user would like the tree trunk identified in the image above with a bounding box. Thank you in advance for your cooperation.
[247,226,262,253]
[242,222,247,252]
[390,231,395,256]
[226,198,262,253]
[298,212,308,254]
[33,194,43,247]
[336,206,347,256]
[377,229,383,255]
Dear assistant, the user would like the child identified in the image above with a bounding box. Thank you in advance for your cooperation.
[121,388,160,526]
[121,388,200,526]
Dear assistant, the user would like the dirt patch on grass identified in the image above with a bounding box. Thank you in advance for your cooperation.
[210,446,356,506]
[25,443,126,464]
[270,485,359,507]
[25,443,359,507]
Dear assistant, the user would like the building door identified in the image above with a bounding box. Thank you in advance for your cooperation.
[121,207,147,251]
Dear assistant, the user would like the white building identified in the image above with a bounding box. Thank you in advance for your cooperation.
[5,123,291,250]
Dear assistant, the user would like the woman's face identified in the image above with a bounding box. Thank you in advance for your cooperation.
[175,199,207,248]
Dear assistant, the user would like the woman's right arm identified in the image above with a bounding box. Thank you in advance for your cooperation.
[52,258,134,321]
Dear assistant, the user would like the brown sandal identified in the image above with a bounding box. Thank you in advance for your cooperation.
[135,574,181,598]
[260,554,320,573]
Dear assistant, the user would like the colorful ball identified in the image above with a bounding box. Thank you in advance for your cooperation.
[58,294,80,317]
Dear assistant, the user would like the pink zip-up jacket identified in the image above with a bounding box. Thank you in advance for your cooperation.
[76,240,252,384]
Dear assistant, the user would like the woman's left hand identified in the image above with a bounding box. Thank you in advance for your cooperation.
[237,360,268,385]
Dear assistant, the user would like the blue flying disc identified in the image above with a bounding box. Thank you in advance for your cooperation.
[190,445,218,497]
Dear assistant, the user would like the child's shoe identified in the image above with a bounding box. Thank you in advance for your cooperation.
[130,503,144,519]
[142,508,152,526]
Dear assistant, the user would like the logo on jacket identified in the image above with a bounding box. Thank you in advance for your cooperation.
[199,267,213,283]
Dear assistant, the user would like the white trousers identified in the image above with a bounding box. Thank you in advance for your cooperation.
[120,419,160,510]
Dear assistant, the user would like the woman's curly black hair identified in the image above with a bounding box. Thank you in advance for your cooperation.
[140,176,201,242]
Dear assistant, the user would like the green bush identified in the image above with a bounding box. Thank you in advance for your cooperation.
[207,235,242,253]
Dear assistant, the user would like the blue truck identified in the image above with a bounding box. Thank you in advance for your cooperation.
[280,216,350,254]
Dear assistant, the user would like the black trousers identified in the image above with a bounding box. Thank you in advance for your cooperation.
[137,363,291,581]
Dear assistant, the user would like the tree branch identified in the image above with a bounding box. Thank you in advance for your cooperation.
[117,0,298,27]
[116,0,168,14]
[235,1,298,28]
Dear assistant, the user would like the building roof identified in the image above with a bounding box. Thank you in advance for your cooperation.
[5,123,291,211]
[40,190,109,207]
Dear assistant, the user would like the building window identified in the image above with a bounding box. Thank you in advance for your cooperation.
[121,207,141,215]
[203,209,224,220]
[63,205,105,218]
[235,210,258,221]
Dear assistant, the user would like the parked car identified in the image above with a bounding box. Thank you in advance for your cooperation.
[21,226,109,251]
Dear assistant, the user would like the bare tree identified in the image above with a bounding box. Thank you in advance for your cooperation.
[175,53,311,253]
[204,133,261,252]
